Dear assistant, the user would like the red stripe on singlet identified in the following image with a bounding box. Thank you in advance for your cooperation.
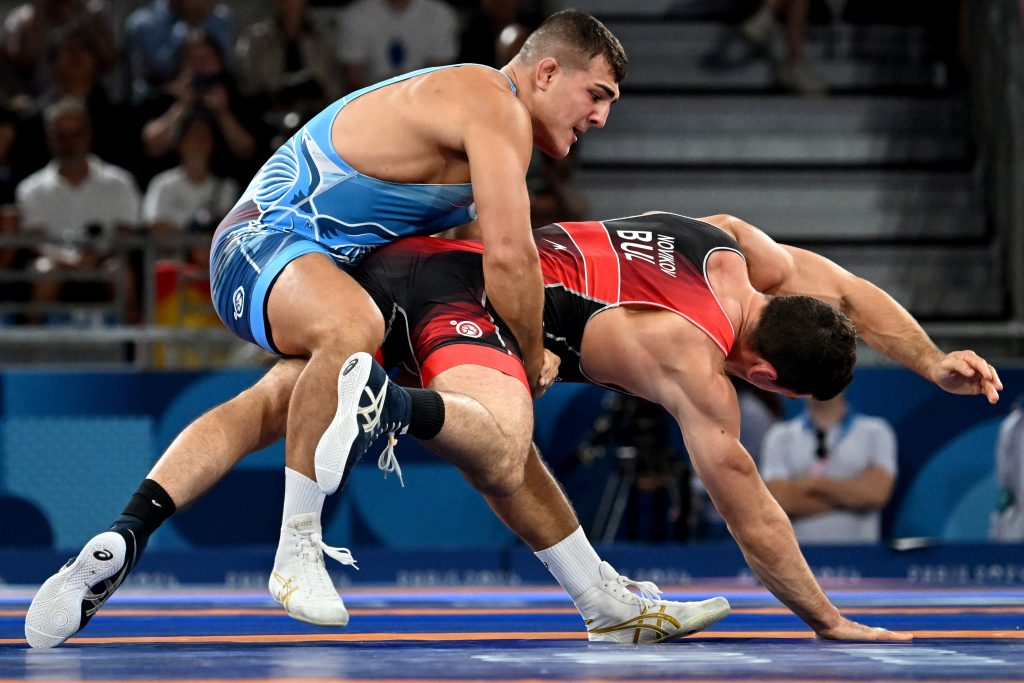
[554,222,620,304]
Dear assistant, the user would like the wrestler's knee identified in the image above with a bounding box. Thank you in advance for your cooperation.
[474,439,529,498]
[473,465,525,499]
[300,301,383,356]
[245,360,302,444]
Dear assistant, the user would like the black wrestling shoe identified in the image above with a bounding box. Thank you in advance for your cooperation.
[315,352,411,494]
[24,526,142,648]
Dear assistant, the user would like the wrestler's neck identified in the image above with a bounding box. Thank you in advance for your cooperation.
[723,293,770,374]
[501,63,529,102]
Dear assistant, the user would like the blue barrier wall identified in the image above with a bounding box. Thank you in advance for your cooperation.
[0,367,1021,557]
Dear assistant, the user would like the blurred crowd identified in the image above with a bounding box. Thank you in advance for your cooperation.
[0,0,580,326]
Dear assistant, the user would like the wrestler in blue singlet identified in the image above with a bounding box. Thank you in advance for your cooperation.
[210,64,516,353]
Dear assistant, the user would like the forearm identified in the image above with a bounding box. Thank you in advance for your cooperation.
[483,251,544,364]
[214,110,256,160]
[727,498,842,632]
[841,278,943,379]
[142,103,188,157]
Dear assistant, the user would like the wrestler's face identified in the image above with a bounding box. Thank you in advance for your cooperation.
[535,55,618,158]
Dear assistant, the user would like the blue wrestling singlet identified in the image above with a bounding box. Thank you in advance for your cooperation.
[210,64,516,353]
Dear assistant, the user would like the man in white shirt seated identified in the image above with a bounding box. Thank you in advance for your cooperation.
[15,96,141,322]
[760,391,898,543]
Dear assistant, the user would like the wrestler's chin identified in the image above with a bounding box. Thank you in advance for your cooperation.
[539,140,572,159]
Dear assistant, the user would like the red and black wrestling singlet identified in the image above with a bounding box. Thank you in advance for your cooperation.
[352,212,744,387]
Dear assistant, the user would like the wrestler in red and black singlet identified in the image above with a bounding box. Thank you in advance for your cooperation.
[352,212,744,389]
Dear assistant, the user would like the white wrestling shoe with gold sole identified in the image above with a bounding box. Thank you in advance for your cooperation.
[269,513,357,627]
[576,562,731,643]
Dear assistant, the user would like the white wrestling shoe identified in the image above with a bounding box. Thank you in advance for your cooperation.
[25,528,139,648]
[269,513,358,626]
[576,562,731,644]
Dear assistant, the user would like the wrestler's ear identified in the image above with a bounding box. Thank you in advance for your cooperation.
[746,359,778,385]
[535,57,559,90]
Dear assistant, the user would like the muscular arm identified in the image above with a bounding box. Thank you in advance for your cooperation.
[658,362,842,633]
[700,213,1001,403]
[587,310,910,640]
[461,93,545,393]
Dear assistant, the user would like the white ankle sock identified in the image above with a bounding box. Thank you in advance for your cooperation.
[281,467,326,524]
[534,526,603,600]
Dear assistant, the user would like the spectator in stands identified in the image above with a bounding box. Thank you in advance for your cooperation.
[140,28,259,185]
[458,0,544,68]
[143,108,234,349]
[141,107,238,268]
[338,0,460,92]
[740,0,829,95]
[760,391,897,543]
[124,0,234,102]
[235,0,339,133]
[10,23,139,183]
[2,0,117,98]
[15,97,141,323]
[991,397,1024,541]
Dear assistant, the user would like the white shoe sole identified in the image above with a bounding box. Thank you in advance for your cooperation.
[315,352,373,494]
[659,596,731,642]
[25,531,127,649]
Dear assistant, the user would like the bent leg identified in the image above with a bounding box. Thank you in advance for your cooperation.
[422,364,533,498]
[150,358,301,507]
[266,253,385,480]
[26,359,302,648]
[484,443,580,550]
[484,435,732,644]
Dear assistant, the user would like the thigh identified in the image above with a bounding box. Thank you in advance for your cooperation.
[210,224,341,353]
[266,250,384,356]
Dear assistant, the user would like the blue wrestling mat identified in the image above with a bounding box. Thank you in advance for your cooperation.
[1,582,1022,682]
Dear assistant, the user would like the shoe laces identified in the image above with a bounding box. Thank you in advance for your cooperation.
[610,573,663,607]
[359,378,407,486]
[377,434,404,487]
[295,531,358,597]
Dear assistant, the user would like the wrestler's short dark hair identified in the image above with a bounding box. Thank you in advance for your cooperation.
[518,10,628,83]
[750,296,857,400]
